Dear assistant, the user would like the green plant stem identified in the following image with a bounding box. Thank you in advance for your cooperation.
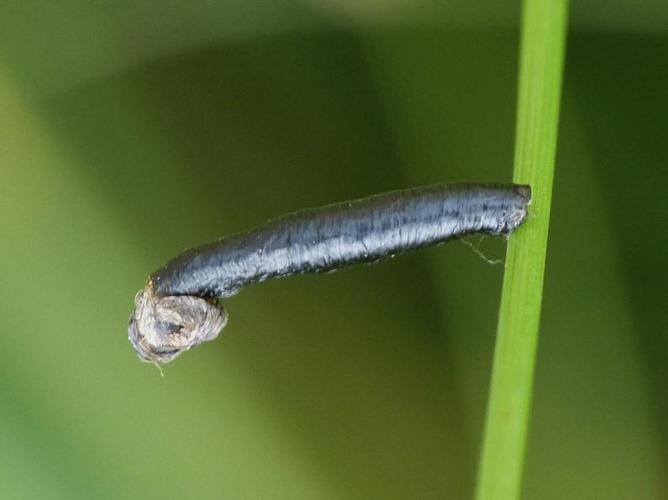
[475,1,568,499]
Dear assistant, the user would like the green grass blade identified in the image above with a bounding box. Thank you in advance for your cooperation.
[475,1,569,499]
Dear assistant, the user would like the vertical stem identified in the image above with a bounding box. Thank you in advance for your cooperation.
[475,1,568,499]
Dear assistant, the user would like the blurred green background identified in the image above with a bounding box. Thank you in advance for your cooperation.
[1,1,666,499]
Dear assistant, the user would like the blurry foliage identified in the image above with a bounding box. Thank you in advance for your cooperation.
[0,2,666,499]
